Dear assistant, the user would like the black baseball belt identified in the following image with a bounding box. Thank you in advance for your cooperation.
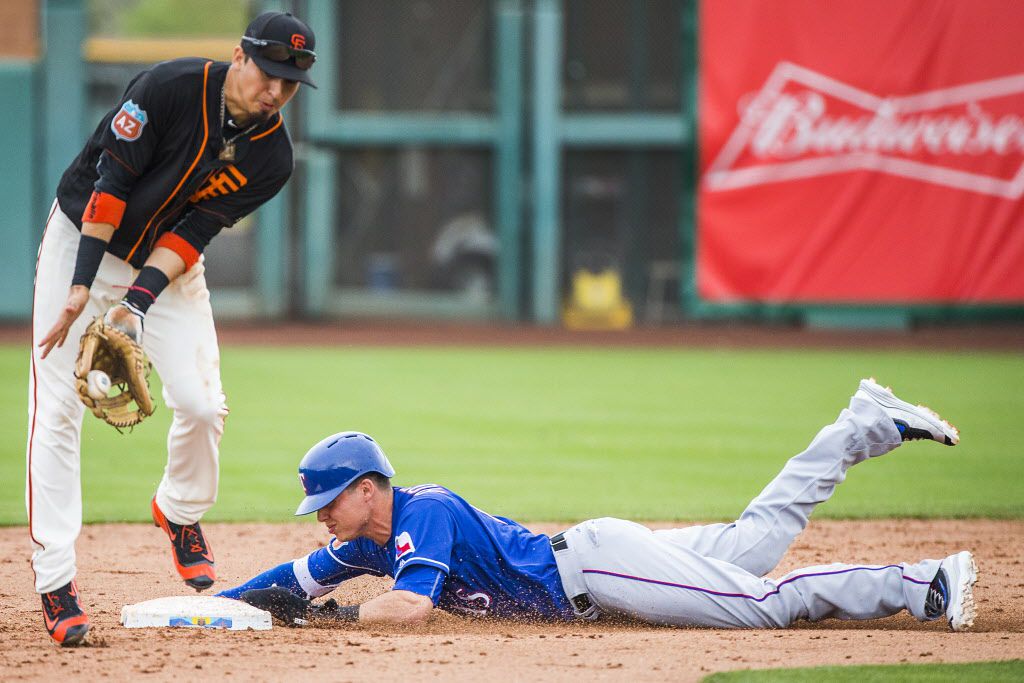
[549,532,594,614]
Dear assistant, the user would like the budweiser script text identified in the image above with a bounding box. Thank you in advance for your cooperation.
[742,92,1024,158]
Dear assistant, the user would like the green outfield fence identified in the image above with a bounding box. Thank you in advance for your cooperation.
[3,0,1020,326]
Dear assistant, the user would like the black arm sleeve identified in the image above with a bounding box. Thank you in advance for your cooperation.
[71,234,109,288]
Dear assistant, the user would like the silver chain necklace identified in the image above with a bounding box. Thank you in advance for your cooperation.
[219,86,258,162]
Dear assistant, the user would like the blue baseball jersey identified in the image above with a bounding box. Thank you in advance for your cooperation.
[221,485,574,621]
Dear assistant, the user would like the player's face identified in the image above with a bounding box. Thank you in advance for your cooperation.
[229,47,300,126]
[316,484,373,541]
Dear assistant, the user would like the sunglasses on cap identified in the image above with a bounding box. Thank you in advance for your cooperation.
[241,36,317,70]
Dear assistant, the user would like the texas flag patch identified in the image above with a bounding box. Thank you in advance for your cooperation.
[111,99,148,141]
[395,531,416,559]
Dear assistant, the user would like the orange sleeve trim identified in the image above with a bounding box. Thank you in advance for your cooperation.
[250,114,283,141]
[155,232,200,270]
[82,191,126,228]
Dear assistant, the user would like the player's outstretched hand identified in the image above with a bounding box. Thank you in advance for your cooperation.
[241,587,312,627]
[39,285,90,359]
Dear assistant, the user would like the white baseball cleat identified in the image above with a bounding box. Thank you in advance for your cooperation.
[855,378,959,445]
[926,551,978,632]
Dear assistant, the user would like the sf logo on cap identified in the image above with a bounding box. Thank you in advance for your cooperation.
[291,33,306,49]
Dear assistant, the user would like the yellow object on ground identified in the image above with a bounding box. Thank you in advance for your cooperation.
[563,269,633,330]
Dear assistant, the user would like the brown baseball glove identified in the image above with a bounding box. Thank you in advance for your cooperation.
[74,306,155,430]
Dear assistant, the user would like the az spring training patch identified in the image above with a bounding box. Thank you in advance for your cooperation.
[111,100,148,142]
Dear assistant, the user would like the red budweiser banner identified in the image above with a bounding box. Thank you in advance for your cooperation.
[698,0,1024,303]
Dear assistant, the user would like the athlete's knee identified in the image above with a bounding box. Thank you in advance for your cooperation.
[172,392,228,433]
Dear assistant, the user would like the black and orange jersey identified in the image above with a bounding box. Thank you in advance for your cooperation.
[56,58,293,269]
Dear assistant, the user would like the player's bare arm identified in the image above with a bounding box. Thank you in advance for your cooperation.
[237,584,432,627]
[37,286,89,359]
[104,246,188,342]
[144,247,188,281]
[37,220,115,358]
[358,590,433,625]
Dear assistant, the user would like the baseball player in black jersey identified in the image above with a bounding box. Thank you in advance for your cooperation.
[28,12,317,646]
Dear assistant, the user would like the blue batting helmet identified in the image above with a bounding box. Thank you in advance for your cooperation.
[294,432,395,516]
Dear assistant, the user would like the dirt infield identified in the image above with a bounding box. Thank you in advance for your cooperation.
[3,519,1022,681]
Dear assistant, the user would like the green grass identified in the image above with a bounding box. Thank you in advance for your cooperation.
[90,0,248,38]
[2,345,1022,524]
[703,659,1024,682]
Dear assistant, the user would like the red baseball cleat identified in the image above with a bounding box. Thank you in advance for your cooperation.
[42,580,90,646]
[151,496,216,591]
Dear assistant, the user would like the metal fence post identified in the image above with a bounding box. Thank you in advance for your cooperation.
[495,0,524,319]
[531,0,563,324]
[303,148,335,316]
[255,190,288,317]
[0,63,35,318]
[679,0,699,314]
[42,0,86,199]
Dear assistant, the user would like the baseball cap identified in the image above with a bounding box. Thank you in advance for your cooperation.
[241,11,317,88]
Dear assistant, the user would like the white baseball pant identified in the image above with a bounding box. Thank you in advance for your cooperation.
[555,393,941,627]
[26,200,228,593]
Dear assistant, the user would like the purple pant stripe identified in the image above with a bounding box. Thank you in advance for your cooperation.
[582,564,923,602]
